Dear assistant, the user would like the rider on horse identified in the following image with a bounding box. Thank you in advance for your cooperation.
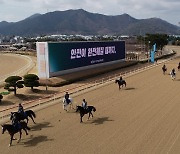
[82,99,88,110]
[11,114,21,131]
[18,103,26,118]
[162,64,166,70]
[170,68,176,79]
[119,76,123,81]
[162,64,167,70]
[162,64,167,74]
[119,76,124,82]
[171,68,176,75]
[65,92,71,104]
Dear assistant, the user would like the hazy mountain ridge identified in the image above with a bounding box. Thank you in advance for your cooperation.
[0,9,179,36]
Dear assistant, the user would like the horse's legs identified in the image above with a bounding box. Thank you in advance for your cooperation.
[23,128,28,135]
[91,112,93,118]
[88,112,90,120]
[25,117,29,124]
[17,130,22,143]
[80,114,84,123]
[80,116,83,123]
[9,134,14,147]
[63,104,67,111]
[70,103,74,110]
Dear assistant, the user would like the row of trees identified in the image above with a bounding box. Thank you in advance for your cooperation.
[4,74,39,96]
[137,34,169,51]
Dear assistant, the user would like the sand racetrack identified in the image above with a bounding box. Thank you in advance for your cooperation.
[0,57,180,153]
[0,54,29,76]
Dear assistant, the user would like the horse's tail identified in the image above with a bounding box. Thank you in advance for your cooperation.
[29,110,36,118]
[124,81,127,87]
[93,107,96,112]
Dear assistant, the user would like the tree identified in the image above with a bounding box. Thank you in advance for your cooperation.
[4,76,24,95]
[0,94,3,103]
[145,34,168,50]
[23,74,39,91]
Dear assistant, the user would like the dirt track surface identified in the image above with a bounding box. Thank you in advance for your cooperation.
[0,57,180,153]
[0,54,29,76]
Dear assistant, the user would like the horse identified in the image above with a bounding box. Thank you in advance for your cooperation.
[178,65,180,71]
[10,110,36,124]
[1,121,30,147]
[115,79,126,90]
[162,67,167,75]
[76,105,96,123]
[170,71,176,80]
[62,98,74,111]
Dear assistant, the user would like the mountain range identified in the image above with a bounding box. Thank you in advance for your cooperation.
[0,9,179,36]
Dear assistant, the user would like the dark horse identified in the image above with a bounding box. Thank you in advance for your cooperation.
[178,64,180,71]
[115,79,126,90]
[162,66,167,75]
[76,105,96,123]
[10,110,36,124]
[1,121,30,147]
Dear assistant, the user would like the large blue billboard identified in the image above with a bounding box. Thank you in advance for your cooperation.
[48,41,125,75]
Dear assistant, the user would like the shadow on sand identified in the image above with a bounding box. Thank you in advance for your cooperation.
[30,122,53,131]
[90,117,114,125]
[0,100,15,106]
[125,87,136,90]
[15,94,41,101]
[23,135,54,147]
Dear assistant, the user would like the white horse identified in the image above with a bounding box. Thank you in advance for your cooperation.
[62,98,73,111]
[170,71,176,80]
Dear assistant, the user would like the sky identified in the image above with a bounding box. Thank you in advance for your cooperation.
[0,0,179,26]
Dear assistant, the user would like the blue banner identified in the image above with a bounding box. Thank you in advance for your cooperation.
[150,43,156,63]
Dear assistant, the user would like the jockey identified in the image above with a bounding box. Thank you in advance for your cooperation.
[170,68,176,80]
[82,99,88,110]
[171,68,176,76]
[18,103,25,117]
[65,92,70,104]
[119,76,124,83]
